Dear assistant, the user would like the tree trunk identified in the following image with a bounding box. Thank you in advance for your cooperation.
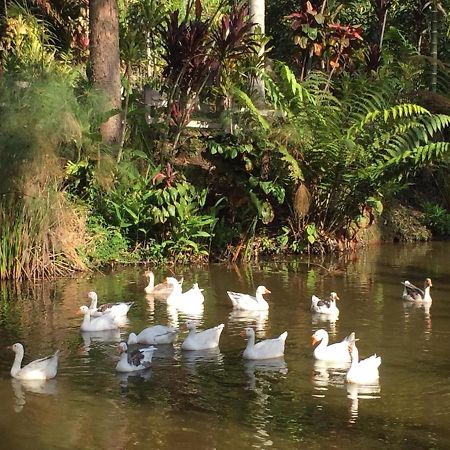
[89,0,122,147]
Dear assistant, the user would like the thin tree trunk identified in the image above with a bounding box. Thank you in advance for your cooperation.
[379,8,388,50]
[89,0,122,147]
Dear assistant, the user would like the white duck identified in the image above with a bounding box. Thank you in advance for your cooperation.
[181,321,224,351]
[166,278,205,307]
[227,286,271,311]
[79,305,119,332]
[311,329,354,362]
[8,343,59,380]
[401,278,432,303]
[144,271,183,295]
[88,291,133,318]
[346,341,381,384]
[115,342,156,372]
[127,325,179,345]
[311,292,340,316]
[242,327,287,360]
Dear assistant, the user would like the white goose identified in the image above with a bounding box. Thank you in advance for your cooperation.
[311,292,340,316]
[227,286,271,311]
[127,325,179,345]
[401,278,432,303]
[8,343,59,380]
[311,329,354,362]
[242,327,287,360]
[144,271,183,295]
[166,278,205,307]
[79,305,119,332]
[181,321,224,351]
[88,291,133,318]
[346,341,381,384]
[115,342,156,372]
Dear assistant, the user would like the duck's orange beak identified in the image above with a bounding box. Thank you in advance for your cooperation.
[6,345,13,351]
[311,336,318,346]
[240,330,247,338]
[264,288,271,294]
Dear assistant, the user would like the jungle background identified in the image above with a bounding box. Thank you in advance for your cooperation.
[1,0,450,280]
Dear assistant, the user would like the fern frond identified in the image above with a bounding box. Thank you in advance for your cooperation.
[277,145,304,182]
[232,87,270,131]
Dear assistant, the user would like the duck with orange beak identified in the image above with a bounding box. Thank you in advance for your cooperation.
[227,286,271,311]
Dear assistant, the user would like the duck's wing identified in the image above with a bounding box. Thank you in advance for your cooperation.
[23,351,59,371]
[401,281,424,300]
[358,354,382,370]
[227,291,257,308]
[198,324,224,343]
[97,302,134,317]
[254,334,286,355]
[127,349,148,368]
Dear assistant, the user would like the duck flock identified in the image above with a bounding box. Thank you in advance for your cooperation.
[7,272,433,391]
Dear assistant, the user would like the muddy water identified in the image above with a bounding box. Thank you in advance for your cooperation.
[0,242,449,449]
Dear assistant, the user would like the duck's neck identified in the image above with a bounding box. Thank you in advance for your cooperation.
[423,286,432,302]
[10,350,24,378]
[255,292,267,306]
[167,283,182,302]
[89,297,97,310]
[318,334,329,351]
[245,333,256,350]
[82,310,92,326]
[187,326,197,338]
[146,273,155,290]
[349,346,360,369]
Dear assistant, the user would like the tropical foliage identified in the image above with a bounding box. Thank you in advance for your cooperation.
[0,0,449,279]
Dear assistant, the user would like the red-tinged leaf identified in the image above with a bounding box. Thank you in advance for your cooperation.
[313,42,323,56]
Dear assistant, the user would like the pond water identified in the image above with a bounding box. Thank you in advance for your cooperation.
[0,242,449,449]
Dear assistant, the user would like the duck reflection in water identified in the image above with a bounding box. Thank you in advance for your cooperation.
[228,309,269,335]
[402,301,432,337]
[116,369,153,391]
[181,347,223,376]
[80,328,122,354]
[166,304,204,329]
[11,378,58,413]
[311,313,338,337]
[346,382,381,425]
[244,357,288,391]
[312,359,349,393]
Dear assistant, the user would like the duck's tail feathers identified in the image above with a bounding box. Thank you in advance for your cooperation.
[279,331,288,341]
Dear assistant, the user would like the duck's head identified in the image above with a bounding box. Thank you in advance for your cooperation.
[424,278,433,288]
[184,320,197,331]
[87,291,97,301]
[117,342,128,354]
[79,305,90,315]
[7,342,24,354]
[256,286,271,295]
[329,292,340,301]
[165,277,179,286]
[127,333,138,345]
[240,327,255,338]
[311,329,327,346]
